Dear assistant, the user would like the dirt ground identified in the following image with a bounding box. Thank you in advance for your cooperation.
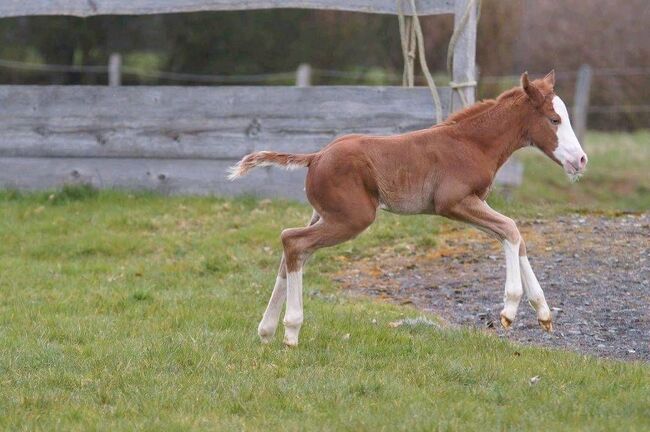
[335,213,649,362]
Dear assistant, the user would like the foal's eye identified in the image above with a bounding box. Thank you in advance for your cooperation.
[550,118,560,125]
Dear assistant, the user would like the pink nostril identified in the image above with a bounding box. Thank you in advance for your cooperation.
[579,154,588,169]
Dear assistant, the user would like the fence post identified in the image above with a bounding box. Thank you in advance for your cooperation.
[573,64,592,145]
[295,63,311,87]
[451,0,478,113]
[108,53,122,86]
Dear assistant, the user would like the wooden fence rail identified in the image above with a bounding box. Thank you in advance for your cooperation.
[0,85,453,199]
[0,0,455,18]
[0,84,521,199]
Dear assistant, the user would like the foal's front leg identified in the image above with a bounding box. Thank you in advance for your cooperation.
[446,195,531,329]
[500,237,523,329]
[519,240,553,331]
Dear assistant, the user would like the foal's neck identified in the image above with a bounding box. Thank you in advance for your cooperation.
[450,93,530,171]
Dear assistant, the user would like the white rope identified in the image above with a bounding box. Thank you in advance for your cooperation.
[447,0,481,74]
[449,79,478,107]
[397,0,482,118]
[397,0,443,123]
[397,2,415,88]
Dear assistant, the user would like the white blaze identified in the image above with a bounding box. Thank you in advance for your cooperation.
[551,96,585,176]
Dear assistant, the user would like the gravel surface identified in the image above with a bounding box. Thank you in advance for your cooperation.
[335,213,649,361]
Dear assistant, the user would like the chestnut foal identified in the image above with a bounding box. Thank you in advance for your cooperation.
[229,71,587,346]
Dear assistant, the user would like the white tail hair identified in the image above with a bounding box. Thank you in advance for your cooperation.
[228,151,314,180]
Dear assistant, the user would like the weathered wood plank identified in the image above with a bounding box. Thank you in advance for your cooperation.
[0,155,523,199]
[0,84,520,198]
[0,157,309,200]
[0,85,450,159]
[450,0,478,112]
[0,154,524,199]
[494,157,523,187]
[0,0,455,18]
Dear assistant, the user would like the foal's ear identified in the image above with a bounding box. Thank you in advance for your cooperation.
[543,69,556,86]
[521,71,544,107]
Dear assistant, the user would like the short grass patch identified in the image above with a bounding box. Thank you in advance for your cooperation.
[497,130,650,215]
[0,132,648,430]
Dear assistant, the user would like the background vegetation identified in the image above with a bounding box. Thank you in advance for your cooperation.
[1,0,649,129]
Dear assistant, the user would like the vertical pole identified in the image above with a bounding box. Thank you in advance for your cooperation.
[295,63,312,87]
[108,53,122,87]
[451,0,478,113]
[573,64,592,145]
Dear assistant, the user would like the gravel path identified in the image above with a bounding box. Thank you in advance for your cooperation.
[335,213,649,361]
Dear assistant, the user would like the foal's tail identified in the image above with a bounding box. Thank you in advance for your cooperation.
[227,151,315,180]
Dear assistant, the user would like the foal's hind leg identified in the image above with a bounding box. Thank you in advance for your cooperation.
[257,256,288,343]
[281,210,376,346]
[258,212,320,343]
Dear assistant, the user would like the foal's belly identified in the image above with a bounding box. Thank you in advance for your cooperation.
[378,191,435,215]
[375,170,437,214]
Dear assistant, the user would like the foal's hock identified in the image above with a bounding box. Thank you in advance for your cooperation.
[229,71,587,346]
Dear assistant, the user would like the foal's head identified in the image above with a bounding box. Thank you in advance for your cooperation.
[521,70,588,181]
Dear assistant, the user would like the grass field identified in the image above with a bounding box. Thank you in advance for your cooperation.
[0,132,648,430]
[509,130,650,213]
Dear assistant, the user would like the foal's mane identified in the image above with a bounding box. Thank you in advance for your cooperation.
[445,87,523,124]
[445,100,496,123]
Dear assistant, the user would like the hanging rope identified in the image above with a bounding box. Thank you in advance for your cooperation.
[446,0,482,108]
[397,6,415,88]
[398,0,443,123]
[398,0,482,117]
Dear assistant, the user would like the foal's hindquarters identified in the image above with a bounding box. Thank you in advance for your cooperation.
[258,148,379,345]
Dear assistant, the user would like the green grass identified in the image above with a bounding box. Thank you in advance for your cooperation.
[498,130,650,215]
[0,132,648,431]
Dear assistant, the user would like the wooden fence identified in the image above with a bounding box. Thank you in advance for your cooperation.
[0,86,457,200]
[0,1,457,18]
[0,0,516,200]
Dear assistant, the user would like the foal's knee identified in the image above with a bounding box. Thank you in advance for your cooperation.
[518,237,527,256]
[280,228,307,272]
[500,217,521,245]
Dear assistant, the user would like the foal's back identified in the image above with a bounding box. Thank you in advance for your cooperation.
[305,126,489,216]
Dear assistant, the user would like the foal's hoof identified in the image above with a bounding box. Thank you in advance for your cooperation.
[283,326,300,347]
[257,326,275,344]
[283,320,301,347]
[499,314,513,329]
[259,334,273,344]
[283,336,299,347]
[538,318,553,332]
